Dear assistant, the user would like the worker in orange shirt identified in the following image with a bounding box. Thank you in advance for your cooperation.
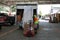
[34,15,39,24]
[34,15,39,28]
[33,15,39,34]
[17,15,21,22]
[17,15,23,30]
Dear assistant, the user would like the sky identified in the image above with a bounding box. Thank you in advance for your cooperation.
[38,4,60,16]
[38,4,51,16]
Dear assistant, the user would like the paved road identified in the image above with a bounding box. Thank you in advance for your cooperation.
[0,20,60,40]
[0,25,18,37]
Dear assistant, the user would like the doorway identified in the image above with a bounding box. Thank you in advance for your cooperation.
[33,9,37,22]
[17,9,24,22]
[33,9,37,15]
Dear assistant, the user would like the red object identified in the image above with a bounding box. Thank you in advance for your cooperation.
[24,30,35,37]
[0,17,6,22]
[34,17,38,22]
[0,18,4,22]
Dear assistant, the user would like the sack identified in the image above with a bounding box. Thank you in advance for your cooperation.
[24,30,35,37]
[24,27,35,37]
[24,20,35,37]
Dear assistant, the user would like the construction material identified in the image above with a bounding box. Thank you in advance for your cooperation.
[56,14,60,22]
[23,21,35,37]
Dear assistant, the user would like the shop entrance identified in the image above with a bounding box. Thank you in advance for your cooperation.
[17,9,24,22]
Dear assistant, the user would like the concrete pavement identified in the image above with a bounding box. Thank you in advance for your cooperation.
[0,20,60,40]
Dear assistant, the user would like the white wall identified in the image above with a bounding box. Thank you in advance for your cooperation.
[38,4,60,15]
[16,4,37,28]
[16,5,37,9]
[38,4,51,16]
[16,5,37,21]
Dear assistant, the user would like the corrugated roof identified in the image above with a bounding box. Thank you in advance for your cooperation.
[0,0,60,6]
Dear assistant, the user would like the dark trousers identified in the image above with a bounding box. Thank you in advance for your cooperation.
[0,26,2,30]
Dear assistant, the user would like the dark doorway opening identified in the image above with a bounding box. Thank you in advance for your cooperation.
[17,9,24,22]
[33,9,37,15]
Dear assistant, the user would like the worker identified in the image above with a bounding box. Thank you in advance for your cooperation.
[17,15,21,22]
[34,15,39,24]
[17,15,23,30]
[34,15,39,31]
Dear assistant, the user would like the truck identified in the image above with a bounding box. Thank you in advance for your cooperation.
[0,13,15,26]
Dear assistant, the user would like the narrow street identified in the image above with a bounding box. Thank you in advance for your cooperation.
[0,0,60,40]
[0,20,60,40]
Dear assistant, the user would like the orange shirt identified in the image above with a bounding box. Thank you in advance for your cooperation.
[17,15,21,22]
[34,17,38,22]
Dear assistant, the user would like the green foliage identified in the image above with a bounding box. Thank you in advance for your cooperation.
[0,6,8,12]
[0,6,4,11]
[11,5,16,12]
